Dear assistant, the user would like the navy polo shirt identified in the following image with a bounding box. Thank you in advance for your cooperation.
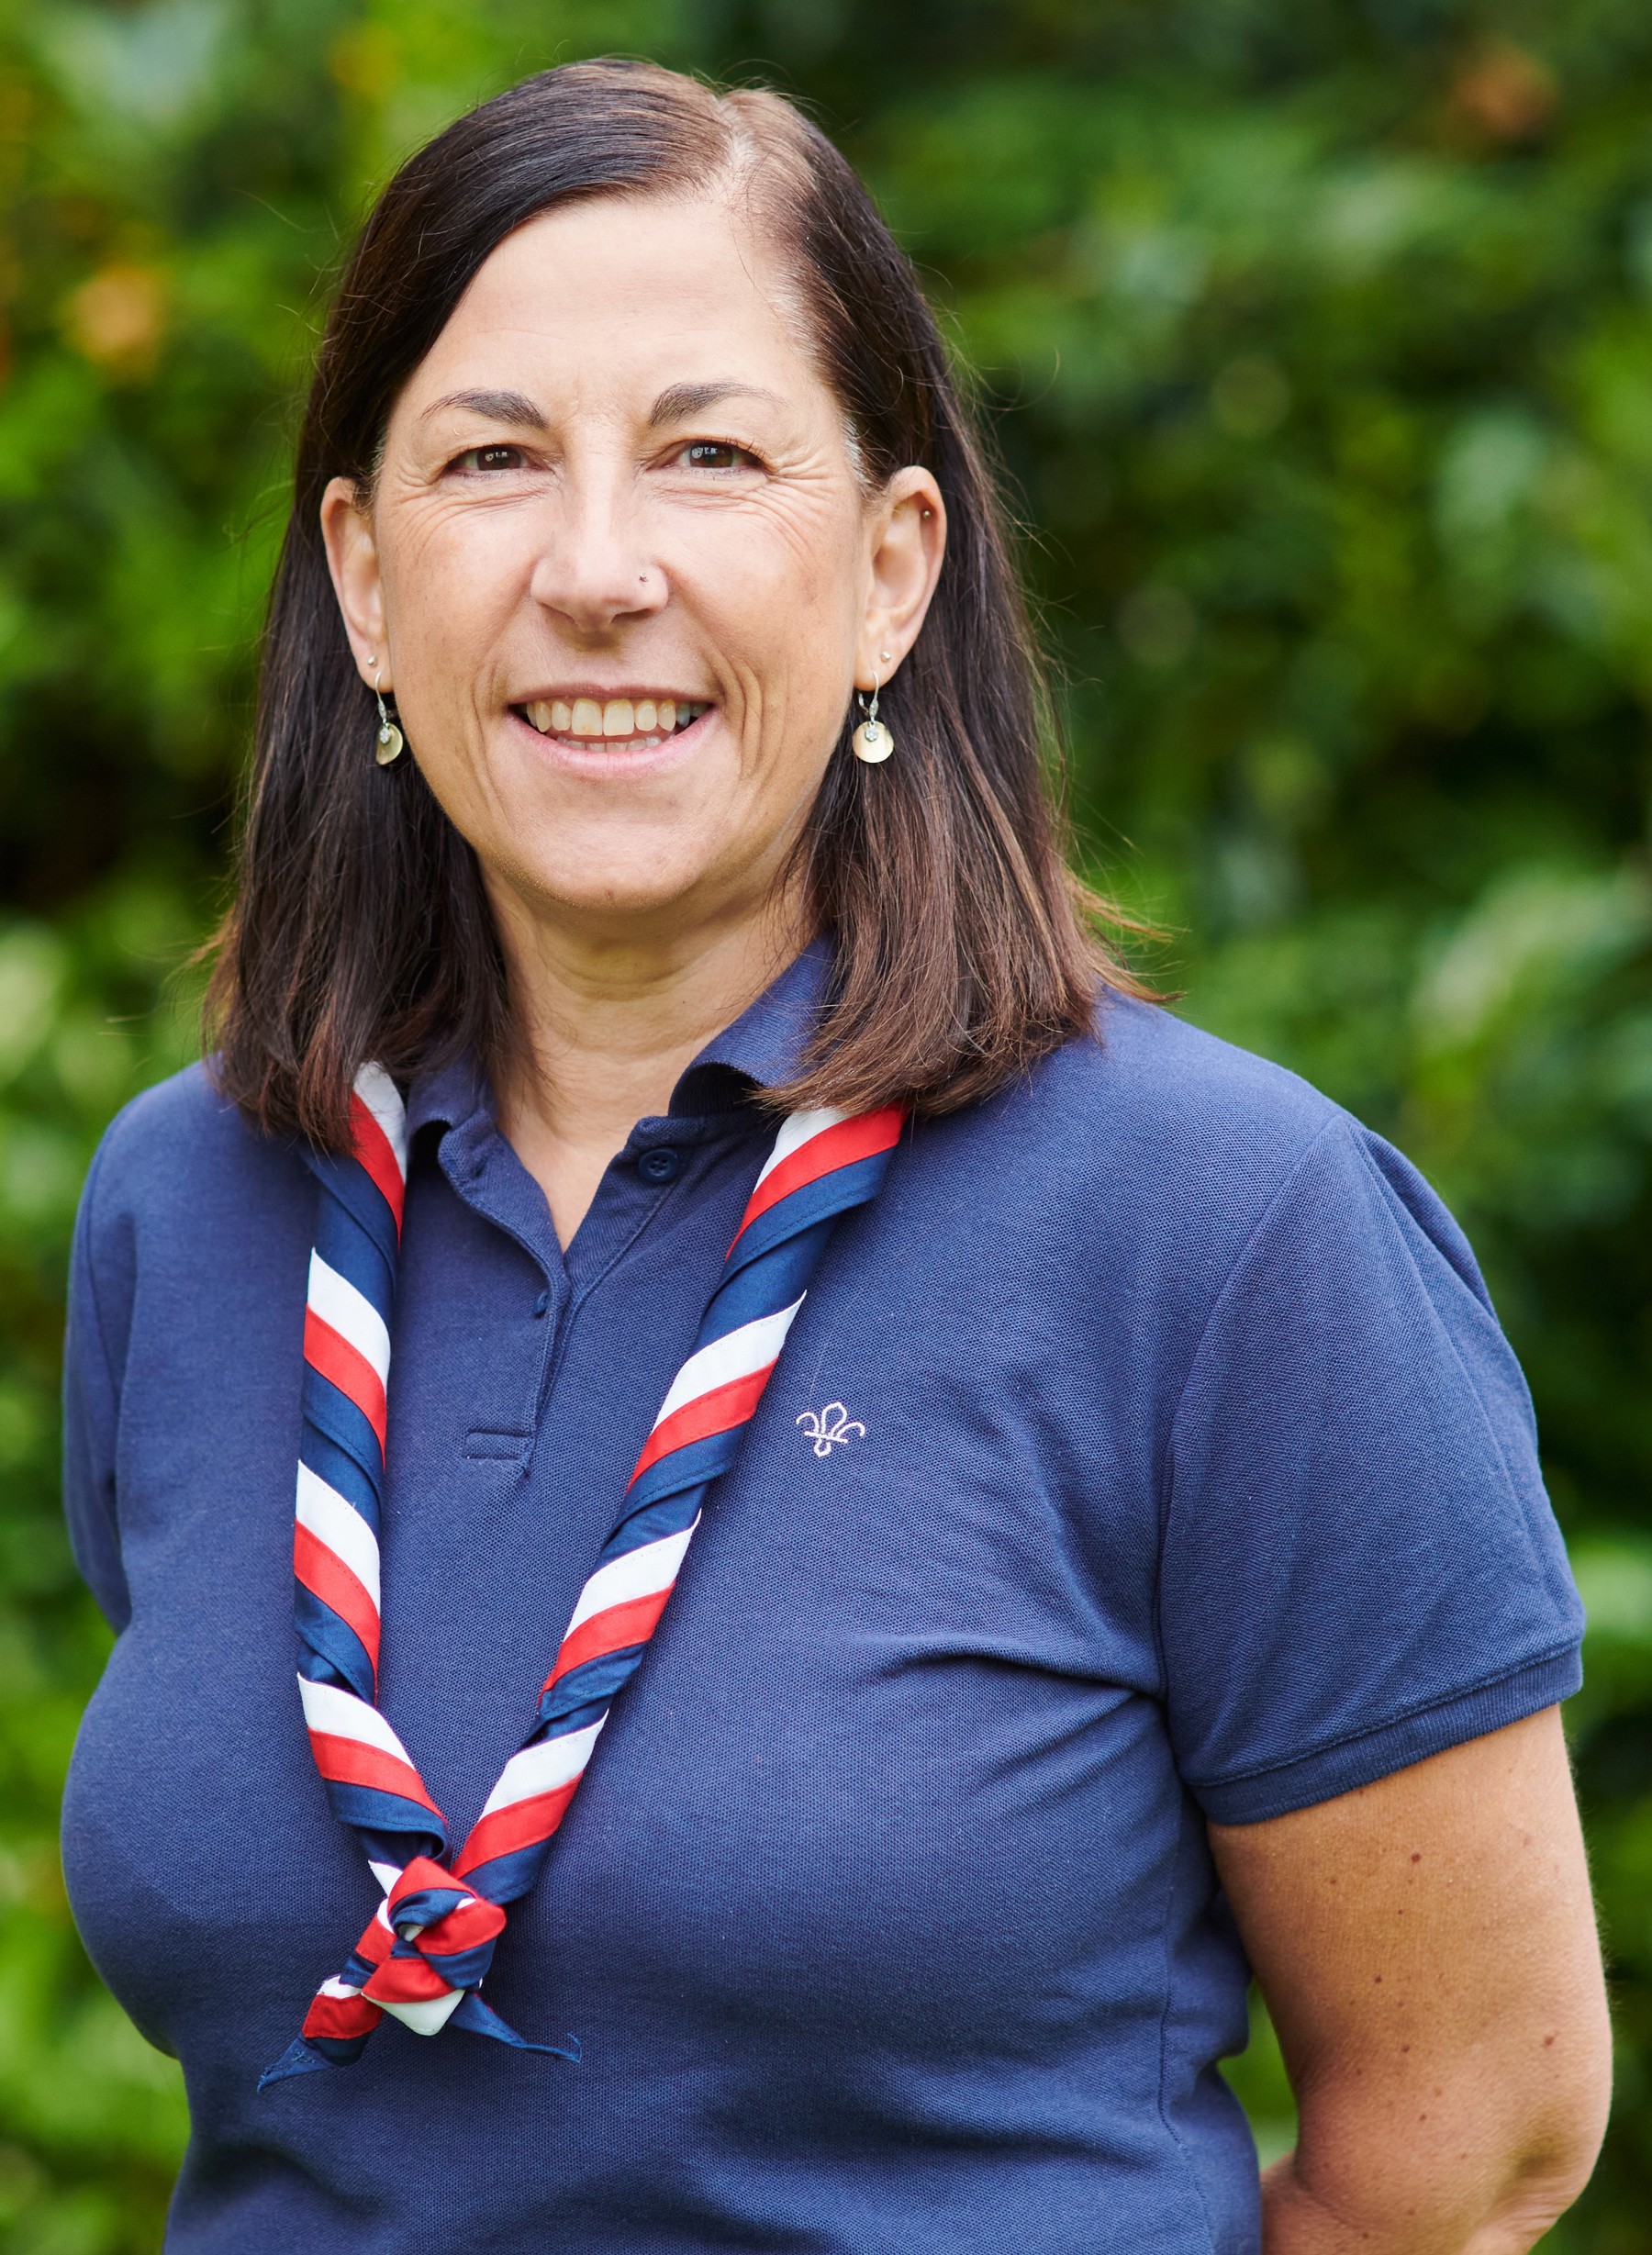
[61,943,1583,2253]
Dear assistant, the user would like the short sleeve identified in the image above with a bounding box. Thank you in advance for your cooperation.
[62,1128,134,1632]
[1161,1114,1582,1825]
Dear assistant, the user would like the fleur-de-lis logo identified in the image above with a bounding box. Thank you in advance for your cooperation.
[796,1401,865,1457]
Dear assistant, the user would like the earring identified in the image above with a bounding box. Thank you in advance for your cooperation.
[852,676,894,765]
[371,659,404,765]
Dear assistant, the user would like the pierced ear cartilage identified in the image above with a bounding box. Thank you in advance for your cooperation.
[852,676,894,765]
[371,659,404,766]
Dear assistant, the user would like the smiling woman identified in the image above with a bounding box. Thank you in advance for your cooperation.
[206,63,1133,1218]
[59,57,1608,2255]
[306,179,977,1242]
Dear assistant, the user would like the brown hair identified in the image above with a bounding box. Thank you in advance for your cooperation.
[206,59,1151,1148]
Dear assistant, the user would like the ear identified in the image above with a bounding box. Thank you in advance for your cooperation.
[855,467,946,691]
[319,475,390,688]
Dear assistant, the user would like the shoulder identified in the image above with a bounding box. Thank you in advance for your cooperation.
[910,994,1490,1334]
[90,1057,284,1184]
[77,1059,311,1267]
[932,993,1344,1256]
[71,1060,318,1426]
[1074,990,1341,1181]
[94,1055,246,1158]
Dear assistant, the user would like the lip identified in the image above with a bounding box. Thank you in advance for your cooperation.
[510,686,711,708]
[506,699,716,776]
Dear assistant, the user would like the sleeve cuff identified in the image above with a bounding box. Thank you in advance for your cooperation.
[1190,1643,1583,1825]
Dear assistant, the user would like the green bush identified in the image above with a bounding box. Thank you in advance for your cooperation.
[2,3,1649,2244]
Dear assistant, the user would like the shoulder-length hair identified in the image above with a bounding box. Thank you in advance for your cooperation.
[206,59,1151,1149]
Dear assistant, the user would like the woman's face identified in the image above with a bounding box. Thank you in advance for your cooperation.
[322,194,944,956]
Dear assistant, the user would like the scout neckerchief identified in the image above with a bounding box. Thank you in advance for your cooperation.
[262,1064,903,2088]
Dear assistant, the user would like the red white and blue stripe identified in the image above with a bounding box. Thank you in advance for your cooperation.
[261,1066,903,2088]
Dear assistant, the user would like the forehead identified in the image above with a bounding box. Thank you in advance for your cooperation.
[396,194,829,419]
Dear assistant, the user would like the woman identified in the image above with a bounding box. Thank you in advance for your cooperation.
[61,59,1608,2254]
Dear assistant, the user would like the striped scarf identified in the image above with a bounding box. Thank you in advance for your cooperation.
[262,1065,902,2088]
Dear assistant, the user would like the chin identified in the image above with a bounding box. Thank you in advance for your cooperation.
[504,850,726,930]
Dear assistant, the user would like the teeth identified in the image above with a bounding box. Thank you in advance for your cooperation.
[520,697,710,739]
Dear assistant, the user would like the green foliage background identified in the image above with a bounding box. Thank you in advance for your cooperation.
[0,0,1650,2244]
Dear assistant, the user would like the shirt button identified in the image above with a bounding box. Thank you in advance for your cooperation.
[637,1145,682,1185]
[532,1290,550,1319]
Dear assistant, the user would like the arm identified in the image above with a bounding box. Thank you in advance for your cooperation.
[1210,1708,1611,2255]
[63,1131,132,1631]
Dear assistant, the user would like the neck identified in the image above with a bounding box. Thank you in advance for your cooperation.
[486,884,809,1249]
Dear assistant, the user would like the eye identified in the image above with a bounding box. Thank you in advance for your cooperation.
[679,439,760,473]
[451,443,529,474]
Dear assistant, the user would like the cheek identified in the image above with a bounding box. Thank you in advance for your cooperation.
[382,513,519,709]
[695,519,861,721]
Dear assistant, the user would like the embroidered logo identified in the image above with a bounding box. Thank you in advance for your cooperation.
[796,1402,865,1458]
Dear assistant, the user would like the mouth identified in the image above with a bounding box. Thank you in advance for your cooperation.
[511,694,713,752]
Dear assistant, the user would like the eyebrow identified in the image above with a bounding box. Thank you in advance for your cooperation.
[419,388,548,429]
[417,379,786,434]
[648,380,785,427]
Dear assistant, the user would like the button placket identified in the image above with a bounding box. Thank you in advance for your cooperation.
[434,1130,564,1480]
[441,1110,753,1465]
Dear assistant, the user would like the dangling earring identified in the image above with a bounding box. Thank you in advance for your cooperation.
[371,659,404,766]
[852,675,894,765]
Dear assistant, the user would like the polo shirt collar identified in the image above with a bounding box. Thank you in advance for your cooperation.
[667,932,832,1116]
[404,1048,489,1144]
[403,932,833,1138]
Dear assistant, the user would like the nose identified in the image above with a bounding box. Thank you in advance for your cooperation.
[527,461,666,636]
